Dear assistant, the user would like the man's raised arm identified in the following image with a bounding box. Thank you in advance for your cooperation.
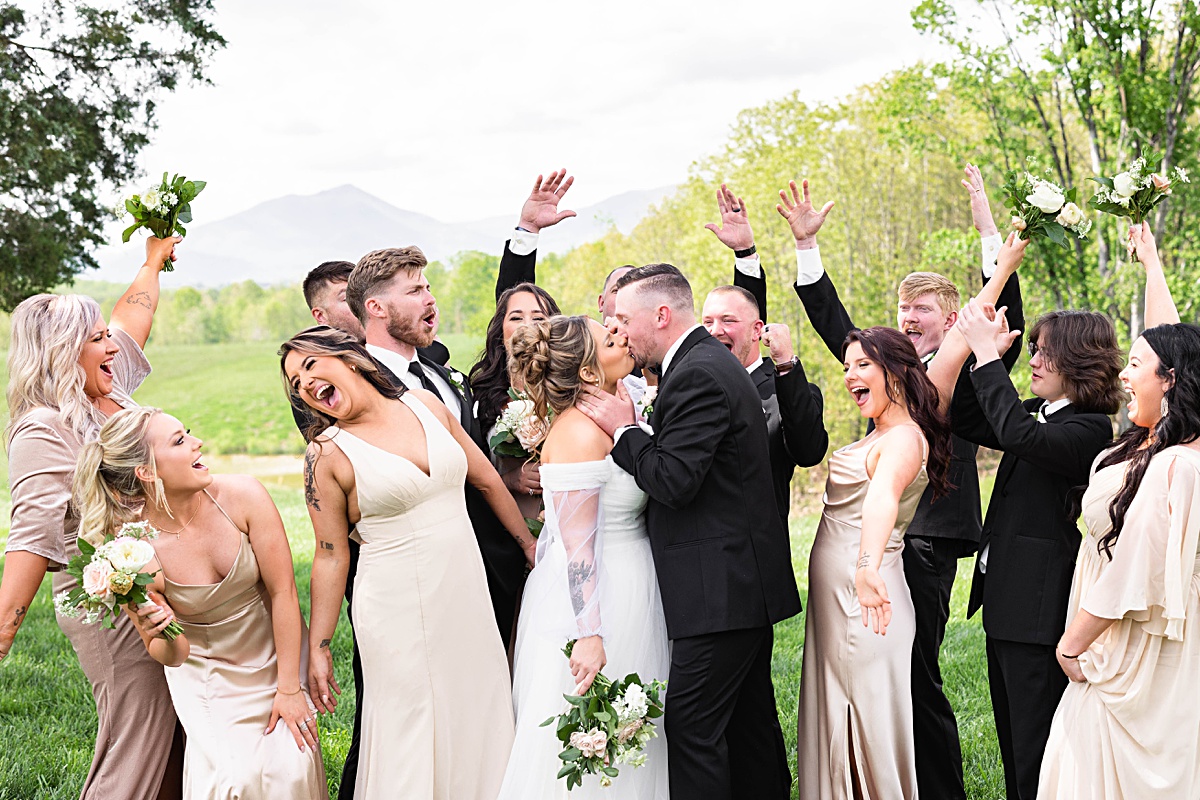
[496,168,576,299]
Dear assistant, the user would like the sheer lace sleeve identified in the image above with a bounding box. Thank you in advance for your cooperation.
[554,487,605,639]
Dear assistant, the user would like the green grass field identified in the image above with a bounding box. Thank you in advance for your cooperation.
[0,338,1002,799]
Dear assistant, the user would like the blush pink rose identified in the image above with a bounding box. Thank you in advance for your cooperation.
[82,561,115,605]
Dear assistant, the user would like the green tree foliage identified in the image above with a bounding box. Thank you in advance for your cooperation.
[0,1,225,310]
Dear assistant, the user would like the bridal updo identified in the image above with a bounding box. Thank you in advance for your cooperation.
[74,406,166,546]
[507,315,603,430]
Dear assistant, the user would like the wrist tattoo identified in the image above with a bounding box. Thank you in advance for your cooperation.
[125,291,152,309]
[856,554,871,570]
[318,639,331,649]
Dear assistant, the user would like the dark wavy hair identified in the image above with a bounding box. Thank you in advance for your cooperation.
[469,282,560,437]
[1093,323,1200,559]
[843,326,953,500]
[1028,311,1124,414]
[278,325,405,442]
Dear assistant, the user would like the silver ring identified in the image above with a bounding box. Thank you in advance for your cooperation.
[527,488,535,496]
[299,721,308,729]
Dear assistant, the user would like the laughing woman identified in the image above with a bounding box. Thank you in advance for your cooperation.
[280,326,537,800]
[74,407,328,800]
[0,237,184,800]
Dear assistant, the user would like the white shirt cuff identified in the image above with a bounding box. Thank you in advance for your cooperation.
[981,233,1003,279]
[508,229,539,256]
[734,254,762,278]
[795,245,825,286]
[613,421,652,443]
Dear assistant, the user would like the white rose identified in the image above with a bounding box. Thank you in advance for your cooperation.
[1011,216,1027,232]
[1026,180,1065,214]
[82,561,115,605]
[1055,202,1084,227]
[141,189,161,210]
[1112,172,1137,198]
[104,537,156,572]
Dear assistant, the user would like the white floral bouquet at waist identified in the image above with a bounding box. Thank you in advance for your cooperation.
[489,388,550,459]
[541,639,666,790]
[54,521,182,639]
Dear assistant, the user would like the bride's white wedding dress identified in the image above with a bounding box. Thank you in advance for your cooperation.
[498,456,670,799]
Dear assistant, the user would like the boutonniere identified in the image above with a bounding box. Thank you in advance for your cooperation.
[636,386,658,421]
[447,370,466,395]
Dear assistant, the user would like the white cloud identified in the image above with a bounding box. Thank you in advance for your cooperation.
[121,0,947,229]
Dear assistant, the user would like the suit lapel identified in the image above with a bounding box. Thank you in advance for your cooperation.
[418,356,473,430]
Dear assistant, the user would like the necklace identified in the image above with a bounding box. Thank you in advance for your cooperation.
[153,494,205,540]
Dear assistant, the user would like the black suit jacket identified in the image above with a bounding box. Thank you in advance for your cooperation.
[735,263,829,527]
[957,361,1113,645]
[611,327,802,639]
[795,269,1025,549]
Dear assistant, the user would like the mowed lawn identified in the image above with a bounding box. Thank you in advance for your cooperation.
[0,339,1002,799]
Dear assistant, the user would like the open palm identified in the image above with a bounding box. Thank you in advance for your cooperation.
[518,169,577,233]
[776,178,834,242]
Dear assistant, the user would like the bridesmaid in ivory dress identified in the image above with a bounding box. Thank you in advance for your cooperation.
[280,326,537,800]
[74,406,327,799]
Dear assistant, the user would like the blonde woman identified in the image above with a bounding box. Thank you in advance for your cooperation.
[0,236,183,800]
[74,407,328,799]
[497,315,670,799]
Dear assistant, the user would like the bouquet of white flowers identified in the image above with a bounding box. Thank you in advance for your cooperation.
[1000,159,1091,247]
[1090,153,1189,224]
[54,521,182,639]
[120,172,206,272]
[489,389,550,459]
[541,639,667,790]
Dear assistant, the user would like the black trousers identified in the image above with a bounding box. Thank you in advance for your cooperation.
[903,535,967,800]
[338,539,365,799]
[666,626,791,800]
[986,637,1067,800]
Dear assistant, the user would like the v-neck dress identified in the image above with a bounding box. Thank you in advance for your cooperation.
[161,494,327,800]
[322,393,514,800]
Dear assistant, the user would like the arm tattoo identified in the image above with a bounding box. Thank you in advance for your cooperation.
[319,541,334,551]
[567,560,595,616]
[125,291,152,309]
[318,639,331,649]
[304,450,321,511]
[13,606,26,626]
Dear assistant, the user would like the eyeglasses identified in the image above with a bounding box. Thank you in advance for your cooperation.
[1027,340,1053,362]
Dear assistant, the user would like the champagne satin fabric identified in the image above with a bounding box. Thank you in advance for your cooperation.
[163,533,327,799]
[798,433,928,800]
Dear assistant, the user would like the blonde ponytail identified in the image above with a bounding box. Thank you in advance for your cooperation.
[73,407,167,546]
[507,315,602,435]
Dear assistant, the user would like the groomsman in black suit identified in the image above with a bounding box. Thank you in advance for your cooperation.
[785,171,1023,800]
[344,247,529,648]
[580,264,800,800]
[700,184,828,529]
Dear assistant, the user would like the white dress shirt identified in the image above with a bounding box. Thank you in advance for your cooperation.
[366,343,462,419]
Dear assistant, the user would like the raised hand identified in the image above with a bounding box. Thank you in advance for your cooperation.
[957,300,1020,361]
[518,169,577,234]
[776,179,834,246]
[961,163,998,236]
[145,235,181,270]
[996,231,1030,277]
[1128,221,1161,268]
[703,184,755,251]
[762,323,795,365]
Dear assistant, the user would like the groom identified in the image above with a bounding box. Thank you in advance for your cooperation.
[580,263,799,800]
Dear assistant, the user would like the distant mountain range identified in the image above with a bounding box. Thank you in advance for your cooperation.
[89,184,675,287]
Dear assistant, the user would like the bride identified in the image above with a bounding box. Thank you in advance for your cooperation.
[498,315,670,799]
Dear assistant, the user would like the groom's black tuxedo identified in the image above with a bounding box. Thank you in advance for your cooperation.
[611,326,799,800]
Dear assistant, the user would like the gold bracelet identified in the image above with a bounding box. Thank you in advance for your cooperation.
[277,686,303,696]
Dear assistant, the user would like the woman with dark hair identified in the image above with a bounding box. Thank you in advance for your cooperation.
[280,325,536,800]
[797,324,954,800]
[950,297,1123,799]
[1038,224,1200,798]
[469,282,561,516]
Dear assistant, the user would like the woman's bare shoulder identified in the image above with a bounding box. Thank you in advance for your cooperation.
[542,408,611,464]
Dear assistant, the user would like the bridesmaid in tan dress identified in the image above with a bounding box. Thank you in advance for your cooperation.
[1039,226,1200,798]
[797,327,954,800]
[281,327,537,800]
[74,407,328,800]
[0,237,184,800]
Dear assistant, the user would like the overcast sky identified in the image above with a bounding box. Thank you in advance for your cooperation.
[129,0,953,225]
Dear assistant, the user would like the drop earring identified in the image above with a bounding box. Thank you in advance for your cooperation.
[1161,395,1169,417]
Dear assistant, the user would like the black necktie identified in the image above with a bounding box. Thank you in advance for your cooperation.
[407,361,441,397]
